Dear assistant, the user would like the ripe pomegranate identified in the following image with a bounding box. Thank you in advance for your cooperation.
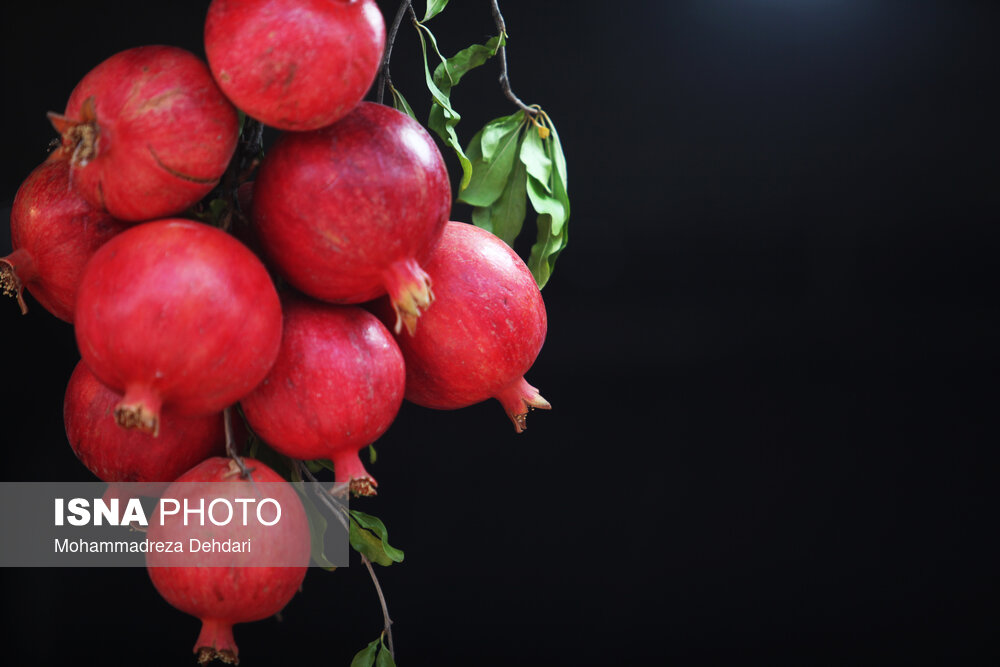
[1,156,126,322]
[252,102,451,335]
[64,360,226,497]
[204,0,385,131]
[147,457,310,664]
[371,222,550,432]
[74,219,282,436]
[48,45,238,222]
[240,295,405,496]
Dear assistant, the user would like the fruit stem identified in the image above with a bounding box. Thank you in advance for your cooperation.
[382,258,434,336]
[331,450,378,497]
[115,384,163,436]
[195,618,239,665]
[494,376,551,433]
[0,248,37,315]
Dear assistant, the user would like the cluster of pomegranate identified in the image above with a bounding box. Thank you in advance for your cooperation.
[2,0,549,663]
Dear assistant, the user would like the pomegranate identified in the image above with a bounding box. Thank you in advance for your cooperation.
[64,360,226,496]
[74,219,282,436]
[371,222,550,432]
[147,457,310,664]
[240,295,405,496]
[48,45,238,222]
[204,0,385,131]
[252,102,451,335]
[1,156,126,322]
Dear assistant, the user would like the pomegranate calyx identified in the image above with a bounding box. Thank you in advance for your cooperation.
[196,647,239,665]
[0,250,35,315]
[495,377,551,434]
[349,476,378,497]
[383,258,434,336]
[114,385,163,436]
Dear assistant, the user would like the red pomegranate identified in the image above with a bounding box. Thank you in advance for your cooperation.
[252,102,451,335]
[372,222,550,432]
[147,457,310,664]
[240,295,405,496]
[1,156,126,322]
[64,360,226,496]
[74,219,282,436]
[205,0,385,130]
[48,45,238,222]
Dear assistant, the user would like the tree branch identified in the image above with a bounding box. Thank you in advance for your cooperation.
[363,554,395,659]
[490,0,538,115]
[376,0,414,105]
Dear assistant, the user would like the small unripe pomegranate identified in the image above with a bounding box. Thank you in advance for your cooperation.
[1,156,126,322]
[372,222,550,431]
[74,219,282,436]
[48,45,238,222]
[241,295,405,496]
[205,0,385,130]
[147,457,310,664]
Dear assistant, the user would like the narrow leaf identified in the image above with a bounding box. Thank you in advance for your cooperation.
[480,111,524,161]
[459,122,523,207]
[291,483,338,571]
[375,636,397,667]
[432,34,505,93]
[523,114,570,289]
[415,24,474,188]
[349,510,404,566]
[350,638,381,667]
[423,0,449,22]
[519,128,553,192]
[388,84,416,121]
[472,157,528,246]
[368,444,378,465]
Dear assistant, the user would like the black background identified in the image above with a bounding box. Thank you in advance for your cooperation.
[1,1,998,664]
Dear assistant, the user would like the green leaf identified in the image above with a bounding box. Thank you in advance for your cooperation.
[480,111,524,161]
[291,482,338,571]
[472,157,528,246]
[415,24,473,188]
[519,127,553,192]
[349,510,404,566]
[350,638,380,667]
[459,120,524,208]
[523,112,570,288]
[375,635,397,667]
[304,459,335,475]
[546,114,569,189]
[431,34,505,93]
[388,84,416,121]
[423,0,449,22]
[368,444,377,465]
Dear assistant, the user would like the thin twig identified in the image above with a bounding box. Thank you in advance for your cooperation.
[376,0,414,104]
[224,407,253,480]
[490,0,538,115]
[363,554,395,659]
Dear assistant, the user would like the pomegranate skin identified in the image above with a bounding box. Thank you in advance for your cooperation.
[49,45,238,222]
[252,102,451,334]
[74,219,283,436]
[371,222,551,432]
[205,0,385,131]
[64,360,226,489]
[1,156,126,322]
[241,295,405,496]
[147,457,310,664]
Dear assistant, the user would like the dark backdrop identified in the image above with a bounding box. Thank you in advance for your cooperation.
[1,1,997,665]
